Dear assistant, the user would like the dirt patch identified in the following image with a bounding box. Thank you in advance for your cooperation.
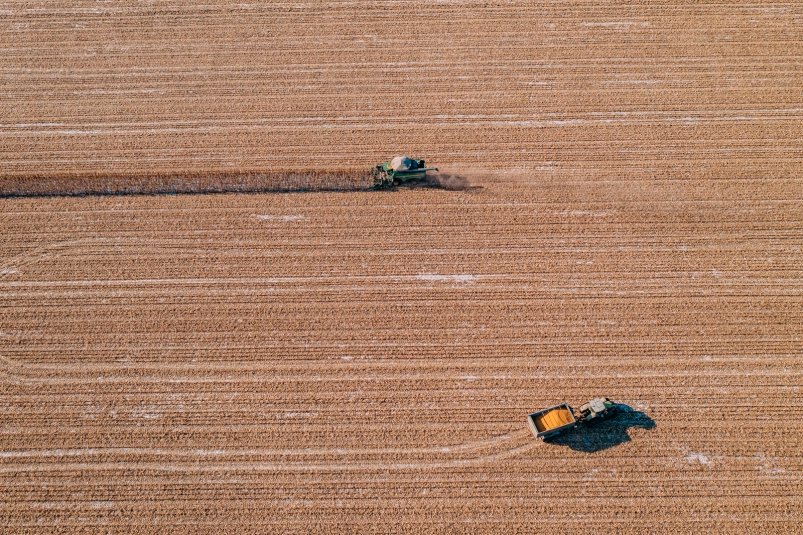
[424,171,474,191]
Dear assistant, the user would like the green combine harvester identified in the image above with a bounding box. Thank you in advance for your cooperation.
[372,155,438,189]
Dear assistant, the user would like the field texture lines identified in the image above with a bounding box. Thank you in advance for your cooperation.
[2,0,803,533]
[2,179,802,533]
[2,1,802,184]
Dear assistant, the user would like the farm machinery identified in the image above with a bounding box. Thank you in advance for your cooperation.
[527,398,617,440]
[372,155,438,189]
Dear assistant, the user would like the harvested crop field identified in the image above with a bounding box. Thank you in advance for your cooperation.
[3,177,802,533]
[2,1,803,534]
[3,1,802,190]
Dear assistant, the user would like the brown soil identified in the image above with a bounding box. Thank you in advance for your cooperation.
[2,2,801,183]
[2,176,802,533]
[1,1,802,533]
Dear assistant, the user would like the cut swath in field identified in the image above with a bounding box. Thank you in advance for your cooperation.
[0,170,373,197]
[0,169,474,197]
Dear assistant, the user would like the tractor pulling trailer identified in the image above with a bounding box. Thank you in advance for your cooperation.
[527,398,617,440]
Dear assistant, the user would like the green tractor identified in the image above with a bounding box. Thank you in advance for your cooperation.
[372,155,438,189]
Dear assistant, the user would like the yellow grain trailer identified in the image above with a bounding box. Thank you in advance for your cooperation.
[527,403,577,439]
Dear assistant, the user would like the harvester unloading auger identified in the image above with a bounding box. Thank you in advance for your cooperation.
[527,398,617,440]
[372,155,438,189]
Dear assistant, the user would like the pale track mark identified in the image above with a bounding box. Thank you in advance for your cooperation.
[0,430,534,473]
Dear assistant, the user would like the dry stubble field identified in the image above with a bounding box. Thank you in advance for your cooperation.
[2,1,803,533]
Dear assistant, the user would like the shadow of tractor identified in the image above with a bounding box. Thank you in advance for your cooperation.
[546,404,656,453]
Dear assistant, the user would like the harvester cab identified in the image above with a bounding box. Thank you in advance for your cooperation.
[373,155,438,189]
[527,397,617,440]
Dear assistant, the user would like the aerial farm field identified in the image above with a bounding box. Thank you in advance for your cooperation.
[1,1,802,533]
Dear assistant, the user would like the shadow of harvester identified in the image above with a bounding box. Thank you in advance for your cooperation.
[546,404,656,453]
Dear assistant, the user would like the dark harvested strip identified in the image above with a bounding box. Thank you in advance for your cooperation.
[0,169,373,197]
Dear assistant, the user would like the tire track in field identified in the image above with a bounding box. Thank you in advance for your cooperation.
[0,429,534,473]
